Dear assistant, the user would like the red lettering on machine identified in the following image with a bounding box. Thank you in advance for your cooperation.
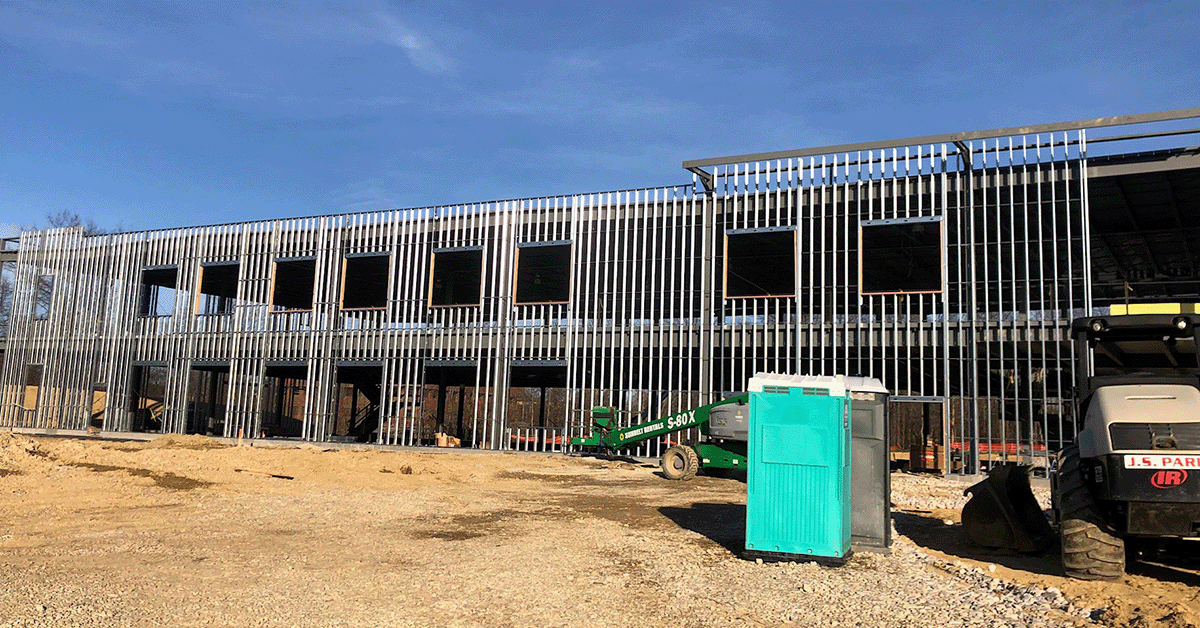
[1125,455,1200,470]
[1151,469,1188,488]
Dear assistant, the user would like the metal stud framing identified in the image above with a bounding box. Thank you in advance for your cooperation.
[0,190,721,456]
[2,111,1196,472]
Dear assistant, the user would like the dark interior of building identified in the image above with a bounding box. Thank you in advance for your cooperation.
[423,365,478,443]
[261,364,308,437]
[187,364,229,435]
[724,230,796,297]
[514,244,572,304]
[332,364,382,442]
[1087,148,1200,306]
[198,264,238,315]
[342,255,389,309]
[271,259,317,311]
[430,249,483,306]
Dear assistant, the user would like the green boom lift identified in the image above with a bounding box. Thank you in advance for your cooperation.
[570,395,749,480]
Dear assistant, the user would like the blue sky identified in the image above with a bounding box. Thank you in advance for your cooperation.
[1,1,1197,237]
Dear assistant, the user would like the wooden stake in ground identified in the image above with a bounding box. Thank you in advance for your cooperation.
[234,468,294,480]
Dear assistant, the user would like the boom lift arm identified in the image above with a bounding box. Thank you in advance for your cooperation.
[571,394,750,480]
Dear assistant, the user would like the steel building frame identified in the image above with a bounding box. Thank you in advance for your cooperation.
[3,109,1199,473]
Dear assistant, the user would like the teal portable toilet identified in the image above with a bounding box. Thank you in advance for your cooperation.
[745,373,851,564]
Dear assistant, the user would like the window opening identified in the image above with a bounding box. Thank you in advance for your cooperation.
[129,364,168,432]
[515,243,572,304]
[341,254,389,309]
[859,217,944,295]
[724,229,796,298]
[23,364,42,410]
[33,275,54,320]
[271,259,316,312]
[429,249,483,307]
[187,365,229,436]
[333,365,382,442]
[198,263,238,316]
[261,364,307,437]
[139,267,178,317]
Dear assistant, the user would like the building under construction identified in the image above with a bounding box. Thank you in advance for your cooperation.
[2,109,1198,474]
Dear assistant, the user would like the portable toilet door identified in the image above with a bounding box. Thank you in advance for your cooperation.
[845,376,891,552]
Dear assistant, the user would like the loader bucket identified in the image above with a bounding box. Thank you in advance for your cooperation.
[961,464,1054,553]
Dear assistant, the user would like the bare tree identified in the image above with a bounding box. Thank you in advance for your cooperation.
[44,210,106,236]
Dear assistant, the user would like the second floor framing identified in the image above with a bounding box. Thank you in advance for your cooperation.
[5,119,1198,343]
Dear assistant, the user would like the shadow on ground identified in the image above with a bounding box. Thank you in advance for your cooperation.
[1128,542,1200,586]
[659,502,746,554]
[649,469,748,482]
[895,511,1200,586]
[892,510,1065,576]
[572,452,645,465]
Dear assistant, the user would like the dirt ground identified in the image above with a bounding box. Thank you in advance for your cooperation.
[1,432,1198,628]
[891,475,1200,628]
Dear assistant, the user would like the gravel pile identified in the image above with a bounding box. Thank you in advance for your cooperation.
[627,534,1101,628]
[920,554,1101,626]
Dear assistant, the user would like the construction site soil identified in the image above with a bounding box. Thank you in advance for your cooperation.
[2,432,1198,628]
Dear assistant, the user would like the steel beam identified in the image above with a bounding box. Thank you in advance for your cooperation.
[683,107,1200,169]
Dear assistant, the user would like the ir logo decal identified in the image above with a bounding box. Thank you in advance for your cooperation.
[1151,469,1189,488]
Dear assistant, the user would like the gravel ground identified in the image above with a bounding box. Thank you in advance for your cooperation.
[0,433,1196,628]
[891,471,1051,512]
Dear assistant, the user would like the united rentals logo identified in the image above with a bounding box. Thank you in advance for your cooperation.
[1151,469,1189,488]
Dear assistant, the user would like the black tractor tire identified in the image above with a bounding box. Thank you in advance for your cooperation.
[1056,442,1125,581]
[661,445,699,481]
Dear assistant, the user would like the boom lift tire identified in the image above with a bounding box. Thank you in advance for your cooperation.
[1056,443,1125,581]
[661,445,699,481]
[684,446,700,479]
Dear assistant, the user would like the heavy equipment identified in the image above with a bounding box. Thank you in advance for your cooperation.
[963,311,1200,580]
[572,375,893,555]
[570,395,750,480]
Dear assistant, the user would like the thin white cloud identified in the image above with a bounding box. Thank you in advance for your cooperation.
[249,2,455,77]
[0,223,21,239]
[373,9,453,76]
[0,0,454,110]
